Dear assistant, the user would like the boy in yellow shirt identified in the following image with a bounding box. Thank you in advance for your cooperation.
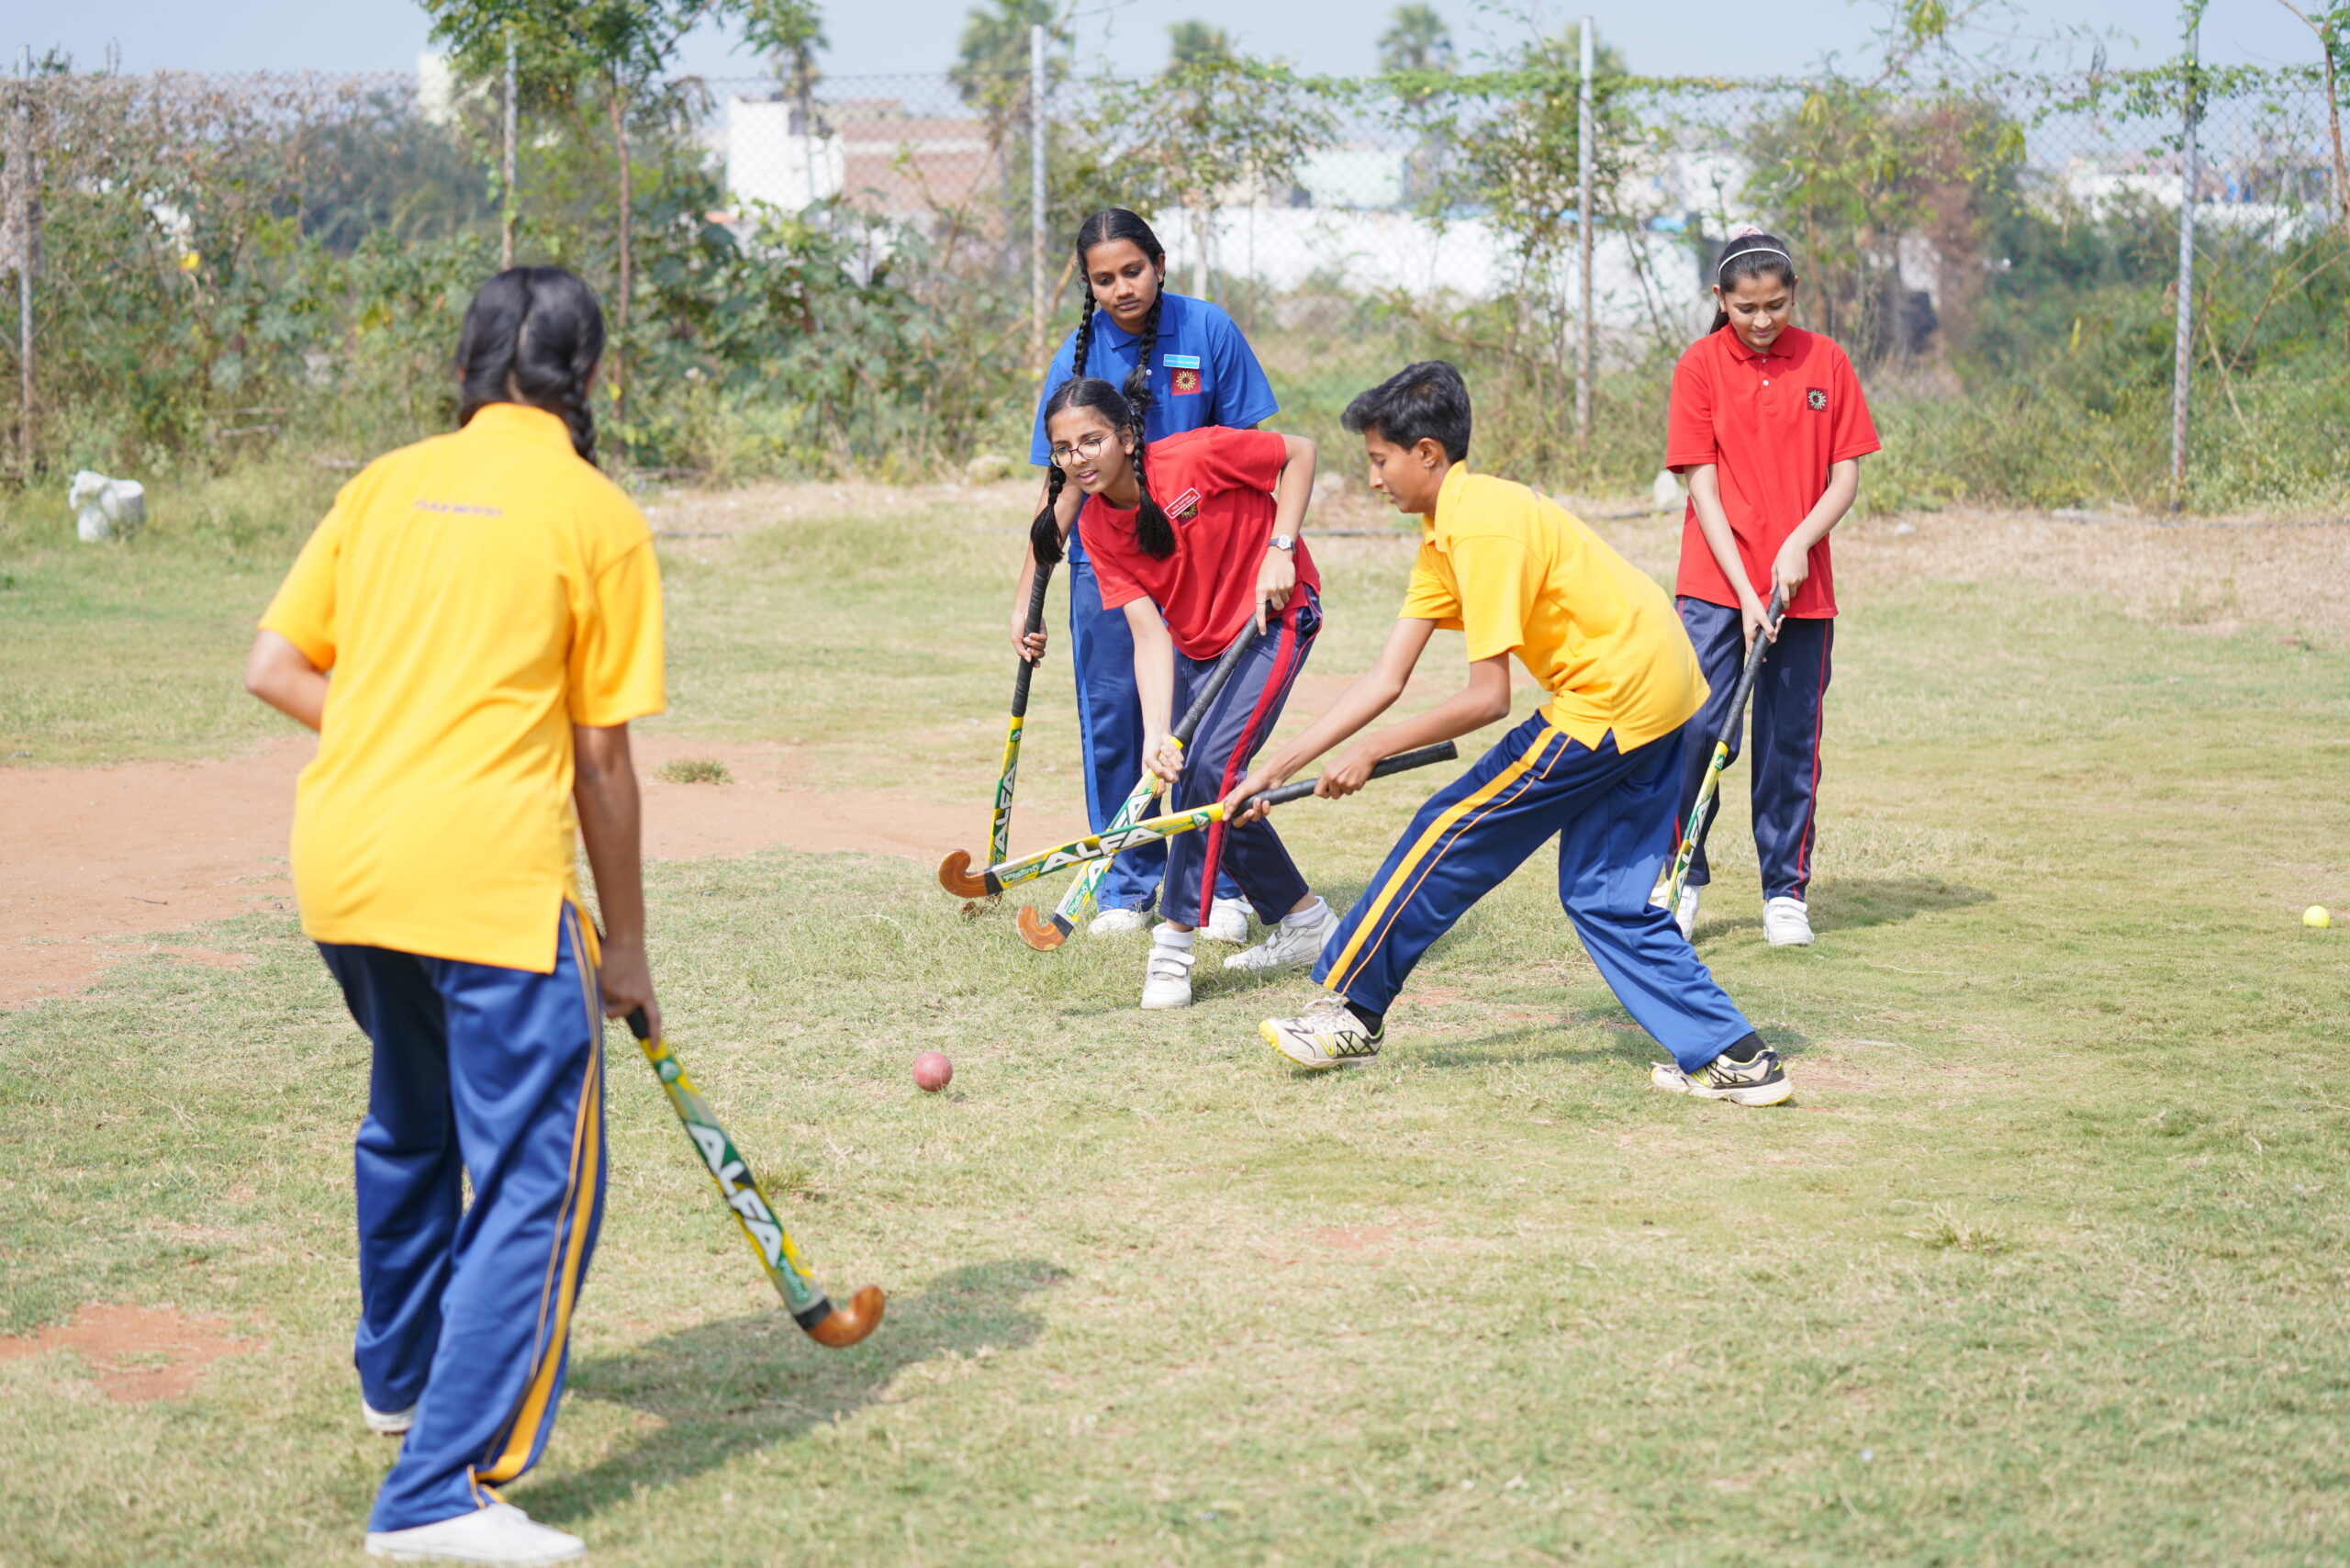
[244,267,662,1563]
[1225,362,1788,1105]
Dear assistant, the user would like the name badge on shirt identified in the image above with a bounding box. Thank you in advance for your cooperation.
[1165,353,1203,396]
[1166,487,1202,522]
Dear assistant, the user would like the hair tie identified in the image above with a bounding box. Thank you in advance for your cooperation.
[1718,244,1794,281]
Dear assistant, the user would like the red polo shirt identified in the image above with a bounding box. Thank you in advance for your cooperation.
[1665,324,1878,619]
[1079,427,1317,659]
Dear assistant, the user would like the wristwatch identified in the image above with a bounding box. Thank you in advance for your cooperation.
[1267,534,1296,554]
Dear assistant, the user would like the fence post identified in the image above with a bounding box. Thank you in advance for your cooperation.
[1030,21,1046,369]
[500,28,517,270]
[2169,21,2199,512]
[6,50,34,481]
[1575,17,1595,449]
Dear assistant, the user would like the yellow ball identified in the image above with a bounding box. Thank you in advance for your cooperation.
[2307,905,2333,929]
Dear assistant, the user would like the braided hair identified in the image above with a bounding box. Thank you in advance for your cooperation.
[1030,376,1178,566]
[1709,229,1797,335]
[454,267,606,464]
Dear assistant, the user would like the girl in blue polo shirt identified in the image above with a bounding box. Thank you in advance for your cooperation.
[1006,208,1280,942]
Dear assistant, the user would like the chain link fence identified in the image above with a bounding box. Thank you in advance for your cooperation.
[2,58,2344,510]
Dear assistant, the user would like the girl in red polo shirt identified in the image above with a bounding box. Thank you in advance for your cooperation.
[1029,375,1328,1010]
[1662,229,1880,947]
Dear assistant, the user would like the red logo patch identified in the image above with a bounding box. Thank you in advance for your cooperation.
[1166,487,1202,521]
[1806,387,1828,411]
[1171,367,1202,397]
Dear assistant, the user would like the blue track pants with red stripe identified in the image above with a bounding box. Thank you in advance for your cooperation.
[1313,713,1753,1073]
[1673,598,1834,901]
[1161,590,1319,929]
[317,903,607,1531]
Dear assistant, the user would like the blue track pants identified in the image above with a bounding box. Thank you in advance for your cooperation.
[1162,592,1319,928]
[1068,545,1242,914]
[1314,714,1754,1072]
[1673,598,1834,901]
[318,903,607,1532]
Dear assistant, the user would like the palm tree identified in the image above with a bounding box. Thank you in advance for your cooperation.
[1377,4,1452,75]
[1168,20,1236,70]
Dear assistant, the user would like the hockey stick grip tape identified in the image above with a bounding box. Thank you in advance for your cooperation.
[1009,561,1055,717]
[1252,741,1459,809]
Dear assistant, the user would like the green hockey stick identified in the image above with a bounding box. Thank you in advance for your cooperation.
[1016,616,1264,951]
[623,1008,882,1349]
[940,743,1459,900]
[1662,587,1786,910]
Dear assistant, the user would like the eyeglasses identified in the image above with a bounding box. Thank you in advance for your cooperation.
[1048,431,1113,465]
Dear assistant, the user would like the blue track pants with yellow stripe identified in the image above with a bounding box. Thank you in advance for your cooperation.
[318,905,607,1532]
[1314,712,1754,1073]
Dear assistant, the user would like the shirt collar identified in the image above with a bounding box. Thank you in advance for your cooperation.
[1427,461,1470,535]
[464,402,576,448]
[1722,324,1797,363]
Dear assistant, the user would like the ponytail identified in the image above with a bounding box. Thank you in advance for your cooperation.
[1709,230,1797,335]
[1030,375,1177,565]
[454,267,605,464]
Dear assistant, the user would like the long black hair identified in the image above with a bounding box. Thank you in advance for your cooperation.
[454,267,606,463]
[1030,376,1177,566]
[1709,231,1797,335]
[1068,208,1166,428]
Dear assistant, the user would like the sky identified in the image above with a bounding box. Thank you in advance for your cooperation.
[11,0,2322,83]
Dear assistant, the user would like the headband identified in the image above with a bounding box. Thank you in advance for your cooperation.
[1718,245,1794,280]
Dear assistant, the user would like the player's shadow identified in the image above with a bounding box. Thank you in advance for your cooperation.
[1745,876,1991,936]
[1388,1014,1815,1073]
[527,1255,1066,1524]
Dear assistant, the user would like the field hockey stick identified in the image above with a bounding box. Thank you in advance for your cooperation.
[1662,587,1787,909]
[941,742,1459,899]
[989,561,1058,869]
[623,1008,884,1350]
[1016,613,1266,951]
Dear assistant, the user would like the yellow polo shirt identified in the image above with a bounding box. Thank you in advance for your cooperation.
[1400,464,1706,750]
[260,403,665,973]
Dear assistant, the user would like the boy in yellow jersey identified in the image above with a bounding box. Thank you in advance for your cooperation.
[1225,362,1788,1105]
[243,268,661,1563]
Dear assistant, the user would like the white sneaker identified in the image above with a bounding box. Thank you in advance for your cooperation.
[1648,877,1700,940]
[1261,993,1383,1069]
[1762,896,1814,947]
[362,1396,415,1437]
[365,1502,585,1564]
[1088,906,1153,936]
[1200,897,1252,945]
[1225,897,1337,971]
[1141,926,1195,1009]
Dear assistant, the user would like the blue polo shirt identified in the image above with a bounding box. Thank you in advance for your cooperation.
[1029,293,1279,562]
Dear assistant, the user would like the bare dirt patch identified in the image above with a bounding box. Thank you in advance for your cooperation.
[0,732,1085,1009]
[0,1302,252,1404]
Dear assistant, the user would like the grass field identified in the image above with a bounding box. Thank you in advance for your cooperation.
[3,477,2348,1565]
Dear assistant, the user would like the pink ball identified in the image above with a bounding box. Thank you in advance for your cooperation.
[912,1051,953,1092]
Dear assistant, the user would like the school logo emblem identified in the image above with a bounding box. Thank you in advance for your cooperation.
[1167,487,1202,522]
[1166,353,1203,396]
[1806,387,1829,411]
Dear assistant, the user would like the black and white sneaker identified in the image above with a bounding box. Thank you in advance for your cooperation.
[1261,994,1382,1069]
[1651,1042,1792,1106]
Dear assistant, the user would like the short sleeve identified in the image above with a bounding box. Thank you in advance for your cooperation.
[1028,331,1082,465]
[1204,308,1279,430]
[259,491,354,669]
[1200,428,1287,495]
[1080,507,1148,611]
[567,538,666,727]
[1398,542,1462,626]
[1664,348,1717,473]
[1829,351,1882,464]
[1445,535,1540,664]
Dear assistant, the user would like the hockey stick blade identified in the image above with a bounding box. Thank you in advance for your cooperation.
[938,849,996,900]
[1016,905,1073,950]
[624,1007,884,1350]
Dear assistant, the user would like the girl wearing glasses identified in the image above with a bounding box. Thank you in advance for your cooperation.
[1029,375,1332,1012]
[1006,208,1281,945]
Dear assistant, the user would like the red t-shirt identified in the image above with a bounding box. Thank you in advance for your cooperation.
[1079,427,1319,658]
[1665,324,1879,618]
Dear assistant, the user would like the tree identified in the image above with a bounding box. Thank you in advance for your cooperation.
[2273,1,2350,233]
[1377,5,1452,75]
[1168,20,1236,69]
[739,0,827,117]
[420,0,714,430]
[951,0,1069,139]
